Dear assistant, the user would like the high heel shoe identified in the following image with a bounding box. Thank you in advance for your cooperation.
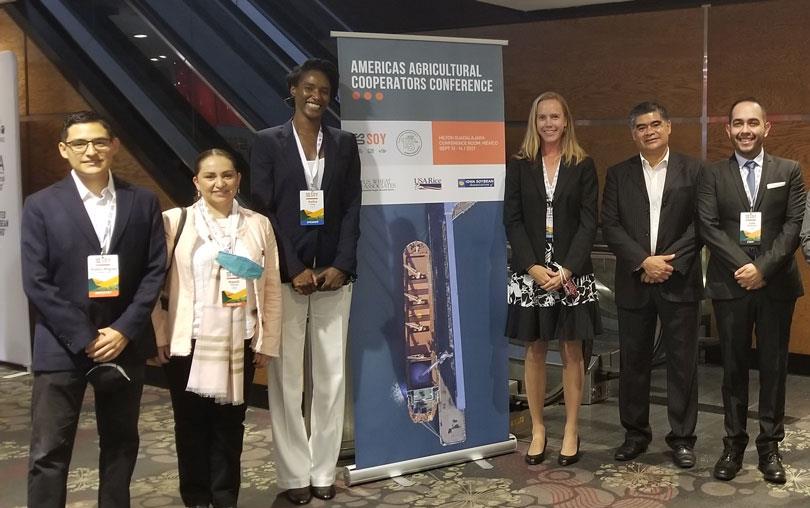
[525,436,547,465]
[558,437,581,466]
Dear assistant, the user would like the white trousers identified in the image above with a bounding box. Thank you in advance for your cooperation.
[267,283,352,489]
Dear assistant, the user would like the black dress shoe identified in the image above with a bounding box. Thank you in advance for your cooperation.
[525,436,547,465]
[558,437,581,466]
[311,484,336,500]
[758,451,786,484]
[713,449,744,481]
[672,445,696,468]
[614,440,647,461]
[285,486,312,505]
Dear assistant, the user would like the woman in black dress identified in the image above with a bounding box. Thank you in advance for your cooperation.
[504,91,601,466]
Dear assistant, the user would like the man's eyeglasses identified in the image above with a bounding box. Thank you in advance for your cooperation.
[64,138,113,153]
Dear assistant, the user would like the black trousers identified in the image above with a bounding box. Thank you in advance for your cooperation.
[164,342,256,508]
[28,365,145,508]
[713,293,794,455]
[617,287,699,449]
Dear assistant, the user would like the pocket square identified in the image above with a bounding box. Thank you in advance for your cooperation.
[767,181,786,189]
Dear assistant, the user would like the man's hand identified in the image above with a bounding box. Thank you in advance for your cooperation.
[316,267,347,291]
[640,272,664,284]
[641,254,675,282]
[735,263,766,290]
[292,268,318,295]
[528,264,554,286]
[253,352,271,368]
[85,327,129,363]
[151,345,170,365]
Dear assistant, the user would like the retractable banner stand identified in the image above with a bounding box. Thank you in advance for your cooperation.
[333,32,514,485]
[0,51,31,368]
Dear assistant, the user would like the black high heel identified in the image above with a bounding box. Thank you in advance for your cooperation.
[525,436,548,465]
[558,437,581,466]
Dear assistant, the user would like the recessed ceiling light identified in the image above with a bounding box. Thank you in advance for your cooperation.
[150,57,159,61]
[159,55,167,59]
[133,34,148,39]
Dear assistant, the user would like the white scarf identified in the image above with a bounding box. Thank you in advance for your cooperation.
[185,200,247,405]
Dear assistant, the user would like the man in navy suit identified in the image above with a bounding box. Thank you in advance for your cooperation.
[602,102,704,468]
[698,98,804,484]
[21,111,166,507]
[250,59,360,505]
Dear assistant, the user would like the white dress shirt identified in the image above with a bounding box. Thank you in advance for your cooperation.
[71,170,116,253]
[640,148,669,254]
[735,149,765,208]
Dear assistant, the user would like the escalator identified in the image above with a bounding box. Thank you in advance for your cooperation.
[5,0,343,203]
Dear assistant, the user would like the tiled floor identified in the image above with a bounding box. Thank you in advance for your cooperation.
[1,363,809,507]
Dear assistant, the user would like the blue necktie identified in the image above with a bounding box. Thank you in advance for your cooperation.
[744,160,757,206]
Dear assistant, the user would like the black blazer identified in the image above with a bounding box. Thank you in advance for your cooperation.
[504,156,598,276]
[697,152,805,300]
[602,152,704,308]
[21,176,166,372]
[250,121,361,283]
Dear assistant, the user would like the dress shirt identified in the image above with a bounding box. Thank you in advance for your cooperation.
[71,169,116,252]
[292,125,325,190]
[735,149,764,208]
[640,148,669,253]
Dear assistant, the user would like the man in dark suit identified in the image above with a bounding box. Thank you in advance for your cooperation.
[698,98,804,484]
[250,58,360,505]
[602,101,704,468]
[21,111,166,506]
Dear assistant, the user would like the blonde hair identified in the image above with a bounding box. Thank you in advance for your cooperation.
[515,91,587,165]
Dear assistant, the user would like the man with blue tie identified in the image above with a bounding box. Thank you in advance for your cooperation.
[21,111,166,506]
[697,98,805,484]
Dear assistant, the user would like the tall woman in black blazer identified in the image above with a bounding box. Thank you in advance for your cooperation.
[504,91,601,466]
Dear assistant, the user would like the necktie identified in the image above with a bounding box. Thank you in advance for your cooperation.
[744,160,757,206]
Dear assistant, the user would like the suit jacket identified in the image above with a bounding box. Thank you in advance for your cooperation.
[21,175,166,372]
[503,156,598,276]
[156,205,282,357]
[250,120,361,283]
[602,152,704,308]
[697,152,805,301]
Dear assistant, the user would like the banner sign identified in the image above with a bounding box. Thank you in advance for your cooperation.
[336,33,513,481]
[341,35,505,206]
[0,51,32,367]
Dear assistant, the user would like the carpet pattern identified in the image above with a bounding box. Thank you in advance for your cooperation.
[1,365,809,507]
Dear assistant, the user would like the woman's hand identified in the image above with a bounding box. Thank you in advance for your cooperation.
[253,352,270,368]
[528,264,554,285]
[152,345,170,365]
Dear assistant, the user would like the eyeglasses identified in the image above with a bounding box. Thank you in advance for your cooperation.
[64,138,113,153]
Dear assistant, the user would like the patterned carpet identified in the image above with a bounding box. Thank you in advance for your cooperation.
[2,364,809,507]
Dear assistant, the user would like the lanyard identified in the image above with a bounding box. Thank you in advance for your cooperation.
[543,157,560,202]
[99,197,116,255]
[293,125,324,190]
[196,200,240,253]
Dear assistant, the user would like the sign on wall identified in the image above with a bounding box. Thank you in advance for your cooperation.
[0,51,32,367]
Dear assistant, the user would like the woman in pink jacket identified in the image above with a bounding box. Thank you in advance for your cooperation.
[154,148,282,508]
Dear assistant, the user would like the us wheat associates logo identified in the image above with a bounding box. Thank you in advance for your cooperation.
[414,177,442,191]
[361,177,396,192]
[396,130,422,156]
